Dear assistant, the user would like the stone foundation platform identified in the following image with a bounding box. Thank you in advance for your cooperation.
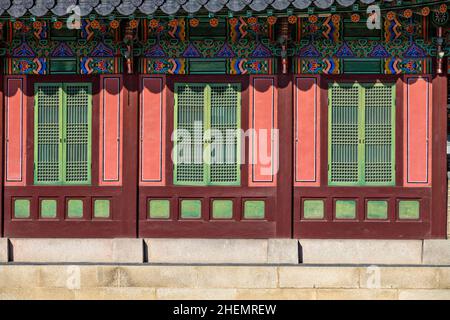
[1,238,449,300]
[1,238,450,265]
[0,264,449,300]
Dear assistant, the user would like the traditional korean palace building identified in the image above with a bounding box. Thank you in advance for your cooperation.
[0,0,448,239]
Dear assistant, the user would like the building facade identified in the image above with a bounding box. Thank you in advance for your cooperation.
[0,0,448,239]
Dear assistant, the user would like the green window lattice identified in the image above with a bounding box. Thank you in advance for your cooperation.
[34,83,91,185]
[328,82,395,186]
[174,83,241,186]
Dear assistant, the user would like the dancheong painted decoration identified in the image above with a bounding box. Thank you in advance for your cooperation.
[0,0,447,239]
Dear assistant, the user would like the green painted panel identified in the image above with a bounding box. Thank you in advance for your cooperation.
[94,199,110,218]
[212,200,233,219]
[189,59,226,74]
[174,83,206,185]
[399,200,420,220]
[149,200,170,219]
[50,59,77,74]
[34,82,92,185]
[174,83,241,186]
[367,200,388,220]
[67,199,83,218]
[41,199,57,218]
[209,83,241,185]
[189,18,226,40]
[244,200,265,219]
[181,200,202,219]
[303,200,324,220]
[14,199,30,218]
[343,21,381,40]
[363,84,395,185]
[335,200,356,219]
[328,83,360,185]
[34,83,62,184]
[63,83,92,184]
[328,82,395,186]
[343,59,382,74]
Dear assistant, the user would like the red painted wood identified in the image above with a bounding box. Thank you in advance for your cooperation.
[404,75,432,186]
[4,76,26,186]
[99,75,123,186]
[0,73,3,236]
[3,74,137,238]
[294,75,320,187]
[294,74,443,239]
[430,74,448,238]
[138,75,285,238]
[248,76,278,187]
[139,75,166,186]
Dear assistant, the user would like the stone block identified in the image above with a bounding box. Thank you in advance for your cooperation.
[0,265,41,288]
[267,239,299,264]
[236,289,316,300]
[279,266,360,289]
[74,288,156,300]
[359,267,439,289]
[145,239,268,264]
[299,239,422,264]
[0,238,8,262]
[438,268,450,289]
[10,238,143,263]
[316,289,398,300]
[398,289,450,300]
[156,288,237,300]
[423,240,450,264]
[119,265,277,289]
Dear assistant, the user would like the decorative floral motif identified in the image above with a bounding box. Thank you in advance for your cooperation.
[267,16,277,25]
[386,11,396,21]
[189,18,199,28]
[149,19,159,29]
[288,15,297,24]
[229,18,238,26]
[13,21,23,30]
[308,15,318,23]
[168,19,178,27]
[110,20,120,29]
[53,21,63,29]
[32,21,42,29]
[247,17,257,25]
[403,9,413,19]
[421,7,430,16]
[351,14,360,22]
[209,18,219,28]
[91,20,100,29]
[129,19,139,29]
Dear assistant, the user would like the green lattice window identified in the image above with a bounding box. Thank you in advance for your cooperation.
[174,83,241,186]
[34,83,91,185]
[328,82,395,186]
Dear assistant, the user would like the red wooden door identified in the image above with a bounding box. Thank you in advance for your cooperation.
[3,74,137,237]
[138,74,292,238]
[293,74,447,239]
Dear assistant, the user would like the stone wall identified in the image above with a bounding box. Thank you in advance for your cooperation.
[2,238,450,265]
[0,265,448,300]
